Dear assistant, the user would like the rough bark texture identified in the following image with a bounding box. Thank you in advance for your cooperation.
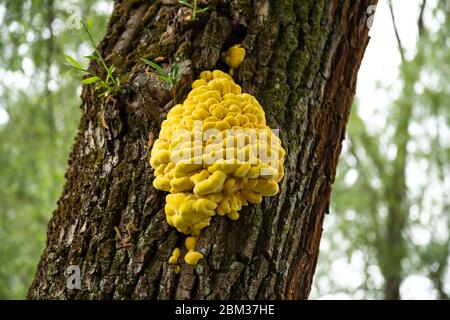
[28,0,376,299]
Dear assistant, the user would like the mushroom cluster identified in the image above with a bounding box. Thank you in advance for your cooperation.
[150,69,285,266]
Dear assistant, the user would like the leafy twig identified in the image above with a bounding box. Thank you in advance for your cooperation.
[142,59,180,91]
[178,0,208,21]
[65,17,122,98]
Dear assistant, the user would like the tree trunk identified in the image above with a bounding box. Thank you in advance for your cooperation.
[28,0,376,300]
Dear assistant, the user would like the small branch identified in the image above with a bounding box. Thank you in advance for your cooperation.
[388,0,405,62]
[45,0,56,141]
[417,0,427,39]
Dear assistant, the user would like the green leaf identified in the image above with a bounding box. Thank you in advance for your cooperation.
[108,65,116,75]
[179,0,193,8]
[65,54,85,71]
[96,79,110,90]
[82,76,100,84]
[157,75,170,82]
[197,7,209,13]
[104,65,114,83]
[84,55,97,60]
[86,16,93,29]
[141,59,167,75]
[171,63,180,79]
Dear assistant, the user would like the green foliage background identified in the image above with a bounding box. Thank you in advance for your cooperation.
[313,1,449,299]
[0,0,448,299]
[0,0,111,298]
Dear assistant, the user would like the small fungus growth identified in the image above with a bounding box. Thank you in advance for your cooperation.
[168,247,181,273]
[149,46,285,269]
[221,44,246,75]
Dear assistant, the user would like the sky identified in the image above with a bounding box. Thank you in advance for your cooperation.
[358,0,423,126]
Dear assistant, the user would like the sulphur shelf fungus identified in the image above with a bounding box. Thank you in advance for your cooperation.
[149,68,286,268]
[221,44,245,75]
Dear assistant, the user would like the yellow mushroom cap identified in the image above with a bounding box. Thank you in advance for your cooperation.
[185,251,204,265]
[185,236,198,251]
[222,44,246,70]
[168,247,180,264]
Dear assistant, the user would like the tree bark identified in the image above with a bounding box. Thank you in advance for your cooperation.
[28,0,376,300]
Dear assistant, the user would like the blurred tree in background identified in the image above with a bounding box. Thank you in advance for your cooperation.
[313,0,449,299]
[0,0,111,299]
[0,0,448,299]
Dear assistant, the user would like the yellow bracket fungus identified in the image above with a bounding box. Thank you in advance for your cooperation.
[168,247,180,264]
[221,44,246,75]
[185,251,204,265]
[150,58,286,269]
[168,247,181,273]
[183,236,205,265]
